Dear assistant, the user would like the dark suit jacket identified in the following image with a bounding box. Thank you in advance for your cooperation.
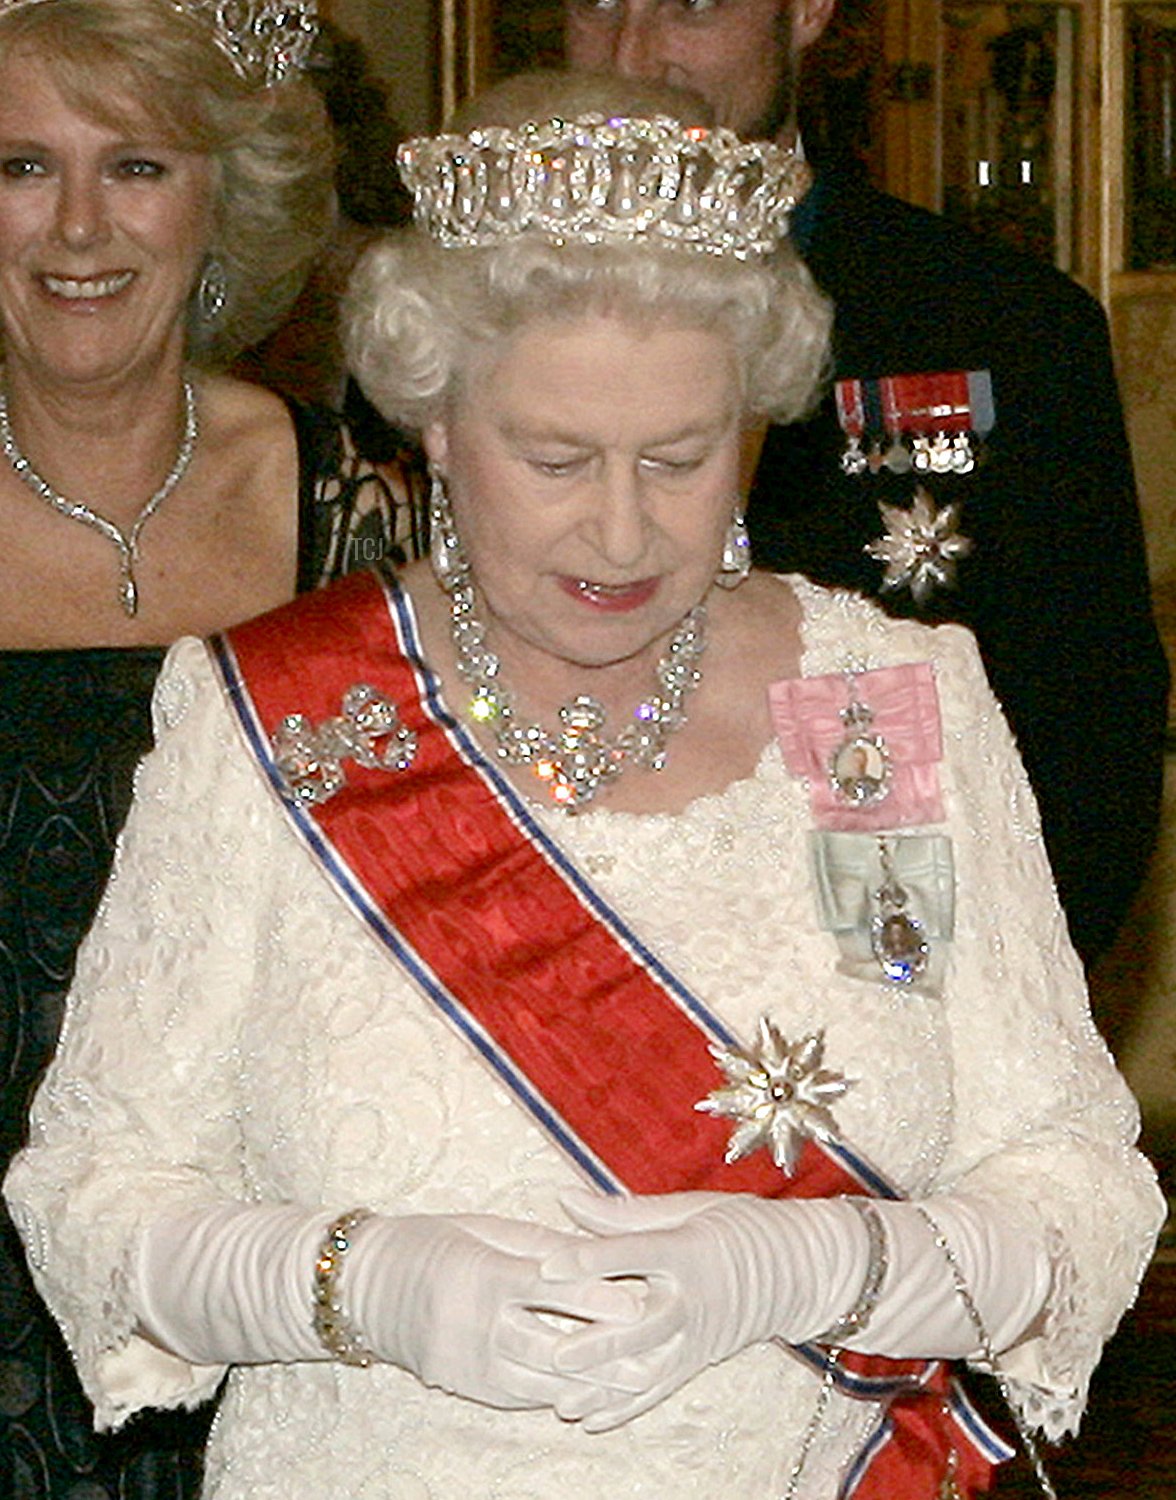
[749,170,1170,967]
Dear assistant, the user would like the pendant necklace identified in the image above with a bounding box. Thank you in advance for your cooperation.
[0,377,199,617]
[448,567,708,813]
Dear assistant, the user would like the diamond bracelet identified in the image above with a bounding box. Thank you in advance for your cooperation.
[312,1207,376,1367]
[814,1197,889,1345]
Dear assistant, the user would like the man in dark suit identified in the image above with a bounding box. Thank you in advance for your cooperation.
[564,0,1169,969]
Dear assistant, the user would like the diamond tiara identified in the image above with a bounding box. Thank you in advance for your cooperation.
[195,0,318,85]
[397,113,813,259]
[0,0,319,87]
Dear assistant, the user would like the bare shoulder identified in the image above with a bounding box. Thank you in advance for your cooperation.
[192,373,300,517]
[196,373,296,453]
[173,374,301,618]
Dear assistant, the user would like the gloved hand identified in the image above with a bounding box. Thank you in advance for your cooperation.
[135,1202,645,1413]
[349,1211,647,1408]
[537,1189,1050,1430]
[537,1189,869,1429]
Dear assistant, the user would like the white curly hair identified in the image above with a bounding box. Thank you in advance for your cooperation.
[343,71,831,433]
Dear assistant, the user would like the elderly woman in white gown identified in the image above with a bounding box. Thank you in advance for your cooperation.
[5,72,1164,1500]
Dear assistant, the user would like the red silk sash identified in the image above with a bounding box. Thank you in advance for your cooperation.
[210,567,1010,1499]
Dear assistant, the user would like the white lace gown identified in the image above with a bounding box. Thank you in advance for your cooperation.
[5,577,1163,1500]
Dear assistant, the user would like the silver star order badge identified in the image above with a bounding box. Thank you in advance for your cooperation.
[695,1017,853,1175]
[864,486,973,604]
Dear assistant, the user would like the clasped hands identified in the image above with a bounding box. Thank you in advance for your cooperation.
[383,1190,801,1429]
[140,1184,1041,1415]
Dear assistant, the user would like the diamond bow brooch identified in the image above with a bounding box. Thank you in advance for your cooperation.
[272,683,417,807]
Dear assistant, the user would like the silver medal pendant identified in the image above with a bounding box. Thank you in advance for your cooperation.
[950,433,975,474]
[883,433,912,474]
[927,432,954,474]
[841,434,869,476]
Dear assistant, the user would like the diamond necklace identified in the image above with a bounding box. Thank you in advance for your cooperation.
[0,377,199,618]
[448,566,708,813]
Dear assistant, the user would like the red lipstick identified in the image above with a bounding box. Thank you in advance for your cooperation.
[557,576,660,613]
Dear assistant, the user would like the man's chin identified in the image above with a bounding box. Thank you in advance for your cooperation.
[728,79,797,143]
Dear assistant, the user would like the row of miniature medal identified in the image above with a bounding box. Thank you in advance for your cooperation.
[836,369,994,479]
[842,429,979,477]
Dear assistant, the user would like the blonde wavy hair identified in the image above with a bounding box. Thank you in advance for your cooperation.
[343,71,832,432]
[0,0,335,366]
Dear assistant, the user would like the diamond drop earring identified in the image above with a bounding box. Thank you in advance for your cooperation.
[197,258,228,325]
[428,469,464,592]
[715,509,751,589]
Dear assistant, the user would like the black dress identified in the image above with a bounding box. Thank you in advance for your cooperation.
[0,403,423,1499]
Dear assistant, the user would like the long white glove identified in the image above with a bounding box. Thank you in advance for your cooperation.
[537,1189,1051,1430]
[134,1202,644,1412]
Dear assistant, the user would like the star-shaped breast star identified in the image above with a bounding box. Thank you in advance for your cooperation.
[864,486,973,604]
[695,1017,853,1176]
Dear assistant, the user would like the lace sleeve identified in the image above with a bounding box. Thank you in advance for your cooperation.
[3,639,282,1430]
[927,620,1165,1440]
